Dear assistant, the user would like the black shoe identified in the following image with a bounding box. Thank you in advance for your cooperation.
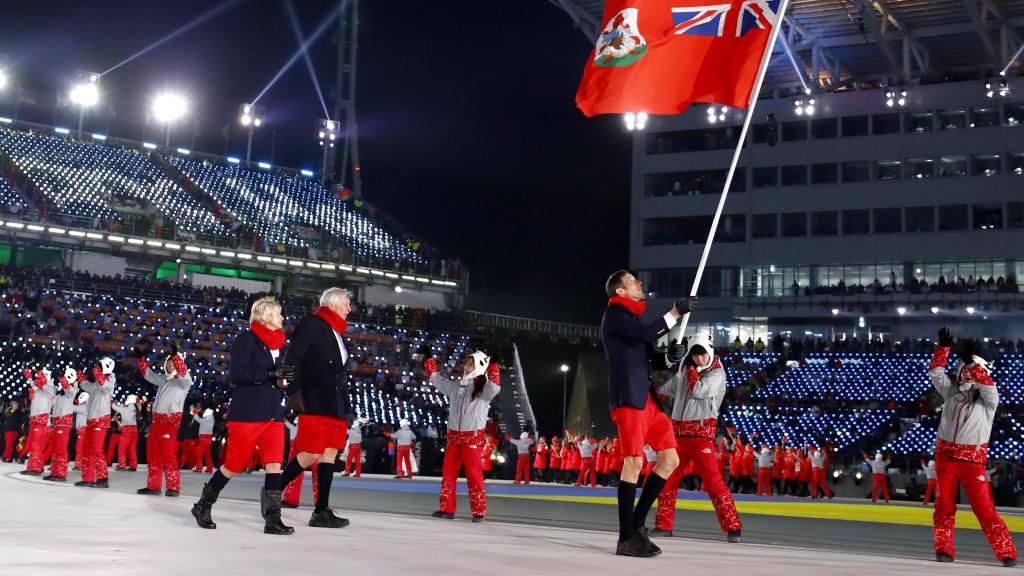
[431,510,455,520]
[616,532,661,558]
[472,515,485,523]
[42,475,66,482]
[633,527,662,555]
[19,470,42,476]
[727,530,743,543]
[648,528,673,538]
[1002,558,1017,568]
[93,479,109,488]
[165,490,179,497]
[263,490,294,535]
[309,508,349,528]
[137,487,161,495]
[936,553,954,563]
[74,480,96,487]
[394,475,403,480]
[191,483,218,529]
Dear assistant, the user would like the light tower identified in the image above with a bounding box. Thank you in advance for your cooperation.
[333,0,362,196]
[239,103,264,167]
[316,118,341,184]
[69,71,100,138]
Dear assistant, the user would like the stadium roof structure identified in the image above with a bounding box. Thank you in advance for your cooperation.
[549,0,1024,92]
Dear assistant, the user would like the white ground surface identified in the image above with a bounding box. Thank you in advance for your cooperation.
[0,467,1014,576]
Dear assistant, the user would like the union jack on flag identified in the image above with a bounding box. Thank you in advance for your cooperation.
[672,0,780,38]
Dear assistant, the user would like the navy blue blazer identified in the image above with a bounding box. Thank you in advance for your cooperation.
[228,329,287,422]
[600,303,674,411]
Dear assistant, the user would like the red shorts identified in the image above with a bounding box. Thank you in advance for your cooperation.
[294,414,348,455]
[611,395,675,457]
[223,420,285,474]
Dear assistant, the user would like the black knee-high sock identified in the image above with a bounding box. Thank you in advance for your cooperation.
[207,469,230,498]
[279,458,306,489]
[264,472,282,492]
[314,462,334,512]
[617,481,637,542]
[632,472,667,529]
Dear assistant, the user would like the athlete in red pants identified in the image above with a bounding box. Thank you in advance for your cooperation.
[512,432,534,484]
[76,361,116,488]
[44,368,80,482]
[136,350,193,496]
[809,448,833,498]
[72,396,88,470]
[342,419,364,477]
[756,446,773,496]
[652,335,742,542]
[863,451,891,502]
[21,369,55,476]
[192,408,216,473]
[393,419,416,479]
[927,330,1017,566]
[425,353,501,520]
[576,436,597,487]
[113,396,140,470]
[921,458,936,505]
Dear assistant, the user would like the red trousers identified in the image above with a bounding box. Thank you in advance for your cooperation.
[117,425,139,469]
[81,416,110,482]
[811,468,833,498]
[439,430,486,516]
[515,454,531,484]
[923,479,936,505]
[74,427,86,469]
[193,434,214,472]
[871,473,890,502]
[147,413,182,492]
[25,414,50,473]
[575,456,596,487]
[179,439,198,469]
[344,443,361,476]
[48,415,73,479]
[757,467,772,496]
[106,434,119,465]
[3,430,18,460]
[283,443,319,507]
[396,445,413,477]
[933,454,1018,560]
[655,436,742,533]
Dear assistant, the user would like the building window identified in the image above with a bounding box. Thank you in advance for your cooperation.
[841,115,869,137]
[753,167,778,188]
[972,154,1001,176]
[938,155,967,177]
[873,208,902,234]
[971,106,999,128]
[752,214,778,238]
[872,113,900,135]
[938,109,967,130]
[1009,203,1024,228]
[782,121,808,141]
[645,127,742,154]
[781,213,807,237]
[781,165,808,186]
[841,161,870,183]
[938,205,968,231]
[906,206,935,232]
[875,160,902,181]
[906,112,933,132]
[643,216,714,246]
[811,163,838,184]
[1011,152,1024,175]
[906,158,934,180]
[811,118,838,139]
[1005,103,1024,126]
[811,211,838,236]
[716,214,747,242]
[973,204,1003,230]
[842,210,869,235]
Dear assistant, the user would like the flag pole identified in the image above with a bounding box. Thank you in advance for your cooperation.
[675,0,793,342]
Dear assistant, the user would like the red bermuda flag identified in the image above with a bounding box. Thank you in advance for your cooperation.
[576,0,783,116]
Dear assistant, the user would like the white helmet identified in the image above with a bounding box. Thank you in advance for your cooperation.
[78,392,90,404]
[685,334,715,370]
[63,367,78,384]
[99,357,115,375]
[928,459,935,468]
[203,408,214,419]
[41,368,52,384]
[465,351,490,380]
[761,446,769,454]
[875,452,883,462]
[399,418,410,429]
[520,432,529,440]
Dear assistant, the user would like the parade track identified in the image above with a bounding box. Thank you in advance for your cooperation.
[1,463,1020,575]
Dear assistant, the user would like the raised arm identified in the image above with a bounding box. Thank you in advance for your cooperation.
[687,366,726,399]
[424,358,456,397]
[481,362,502,402]
[928,328,956,399]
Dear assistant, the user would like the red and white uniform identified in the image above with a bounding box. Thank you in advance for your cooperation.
[575,438,597,487]
[393,425,416,477]
[810,450,833,498]
[112,403,139,470]
[511,435,534,484]
[192,410,215,472]
[48,371,79,479]
[927,346,1017,561]
[73,401,88,471]
[343,424,363,477]
[921,459,936,505]
[865,455,891,502]
[25,370,55,473]
[79,367,116,483]
[756,448,773,496]
[427,355,501,517]
[140,355,193,492]
[532,439,548,475]
[654,337,741,535]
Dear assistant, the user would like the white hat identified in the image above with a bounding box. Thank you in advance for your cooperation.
[399,418,410,429]
[875,452,883,462]
[63,367,78,383]
[78,392,90,404]
[685,334,715,370]
[956,355,990,392]
[99,357,115,375]
[203,408,214,419]
[164,353,185,379]
[125,394,138,405]
[465,351,490,380]
[40,368,52,383]
[520,432,529,440]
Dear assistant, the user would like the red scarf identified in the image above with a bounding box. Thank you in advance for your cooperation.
[608,295,646,317]
[315,306,348,334]
[250,321,286,350]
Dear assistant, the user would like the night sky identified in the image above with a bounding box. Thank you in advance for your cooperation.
[0,0,631,325]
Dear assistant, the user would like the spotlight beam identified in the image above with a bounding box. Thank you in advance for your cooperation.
[101,0,246,76]
[283,0,331,119]
[1002,42,1024,77]
[251,1,344,106]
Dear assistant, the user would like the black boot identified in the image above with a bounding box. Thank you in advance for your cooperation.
[935,553,954,563]
[263,490,294,535]
[1002,558,1017,568]
[19,470,42,476]
[42,475,66,482]
[431,510,455,519]
[74,480,96,487]
[93,479,109,488]
[309,508,349,528]
[727,530,743,543]
[137,487,161,495]
[191,483,218,529]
